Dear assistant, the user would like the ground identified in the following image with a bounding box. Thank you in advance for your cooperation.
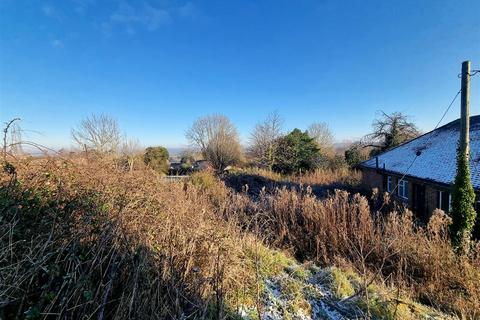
[231,248,453,320]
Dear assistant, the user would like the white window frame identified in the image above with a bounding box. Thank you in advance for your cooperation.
[398,179,408,199]
[438,191,452,212]
[387,176,393,192]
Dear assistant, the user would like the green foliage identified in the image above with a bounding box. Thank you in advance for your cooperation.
[273,129,320,174]
[325,154,347,170]
[245,246,295,278]
[344,145,366,167]
[450,147,477,249]
[181,155,195,165]
[279,277,311,316]
[327,267,355,299]
[180,154,195,170]
[357,296,415,320]
[143,146,169,174]
[285,264,310,281]
[190,171,217,189]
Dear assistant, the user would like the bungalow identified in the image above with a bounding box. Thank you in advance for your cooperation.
[359,115,480,221]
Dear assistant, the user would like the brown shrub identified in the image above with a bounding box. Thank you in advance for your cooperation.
[2,156,479,319]
[293,167,361,187]
[228,187,480,318]
[0,157,250,319]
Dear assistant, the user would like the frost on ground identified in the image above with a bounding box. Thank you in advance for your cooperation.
[234,252,455,320]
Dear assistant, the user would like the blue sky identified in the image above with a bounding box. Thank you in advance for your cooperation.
[1,0,479,149]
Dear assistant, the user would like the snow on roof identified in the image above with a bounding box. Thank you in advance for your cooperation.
[360,115,480,190]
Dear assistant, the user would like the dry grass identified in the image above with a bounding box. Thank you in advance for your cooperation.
[0,157,256,319]
[226,187,480,318]
[1,156,479,319]
[224,166,362,198]
[228,166,361,186]
[292,167,361,186]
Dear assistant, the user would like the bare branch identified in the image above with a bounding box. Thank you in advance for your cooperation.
[186,114,243,171]
[71,114,122,154]
[363,111,420,153]
[248,111,284,169]
[307,122,334,155]
[3,118,21,161]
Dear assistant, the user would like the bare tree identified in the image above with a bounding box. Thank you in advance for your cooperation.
[186,114,243,171]
[121,137,142,172]
[364,111,420,154]
[71,114,122,154]
[307,122,334,155]
[248,111,284,169]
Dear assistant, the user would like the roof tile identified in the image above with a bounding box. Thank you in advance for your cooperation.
[361,115,480,190]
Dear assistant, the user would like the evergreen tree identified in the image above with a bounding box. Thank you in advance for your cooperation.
[273,129,320,174]
[344,144,367,167]
[144,146,169,174]
[450,145,477,250]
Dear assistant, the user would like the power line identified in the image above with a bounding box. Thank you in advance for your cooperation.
[377,89,461,212]
[457,69,480,78]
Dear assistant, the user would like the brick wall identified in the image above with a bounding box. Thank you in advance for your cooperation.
[425,185,441,218]
[361,167,480,226]
[361,168,384,193]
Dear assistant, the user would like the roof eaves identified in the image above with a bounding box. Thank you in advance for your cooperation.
[360,166,480,192]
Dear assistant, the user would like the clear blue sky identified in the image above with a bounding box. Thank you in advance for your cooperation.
[1,0,479,149]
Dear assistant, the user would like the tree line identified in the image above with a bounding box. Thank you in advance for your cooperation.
[68,111,421,174]
[8,111,477,248]
[184,111,420,173]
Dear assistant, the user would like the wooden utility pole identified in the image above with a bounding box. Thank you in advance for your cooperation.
[460,60,471,157]
[451,60,476,250]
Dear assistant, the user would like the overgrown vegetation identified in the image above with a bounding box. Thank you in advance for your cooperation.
[231,186,480,317]
[1,156,479,319]
[344,143,369,167]
[143,146,169,174]
[0,157,251,319]
[451,145,477,250]
[272,129,320,174]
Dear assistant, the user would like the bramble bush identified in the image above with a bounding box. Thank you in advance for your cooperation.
[1,156,479,319]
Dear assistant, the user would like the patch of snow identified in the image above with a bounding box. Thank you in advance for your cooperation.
[316,301,344,320]
[237,269,355,320]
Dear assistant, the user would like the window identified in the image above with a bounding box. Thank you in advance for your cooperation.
[387,176,393,192]
[398,179,409,199]
[437,190,451,212]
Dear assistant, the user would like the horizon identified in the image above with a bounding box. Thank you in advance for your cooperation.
[1,0,480,150]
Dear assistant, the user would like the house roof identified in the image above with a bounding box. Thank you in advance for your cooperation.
[360,115,480,190]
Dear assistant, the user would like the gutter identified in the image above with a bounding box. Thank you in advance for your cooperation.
[358,165,480,192]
